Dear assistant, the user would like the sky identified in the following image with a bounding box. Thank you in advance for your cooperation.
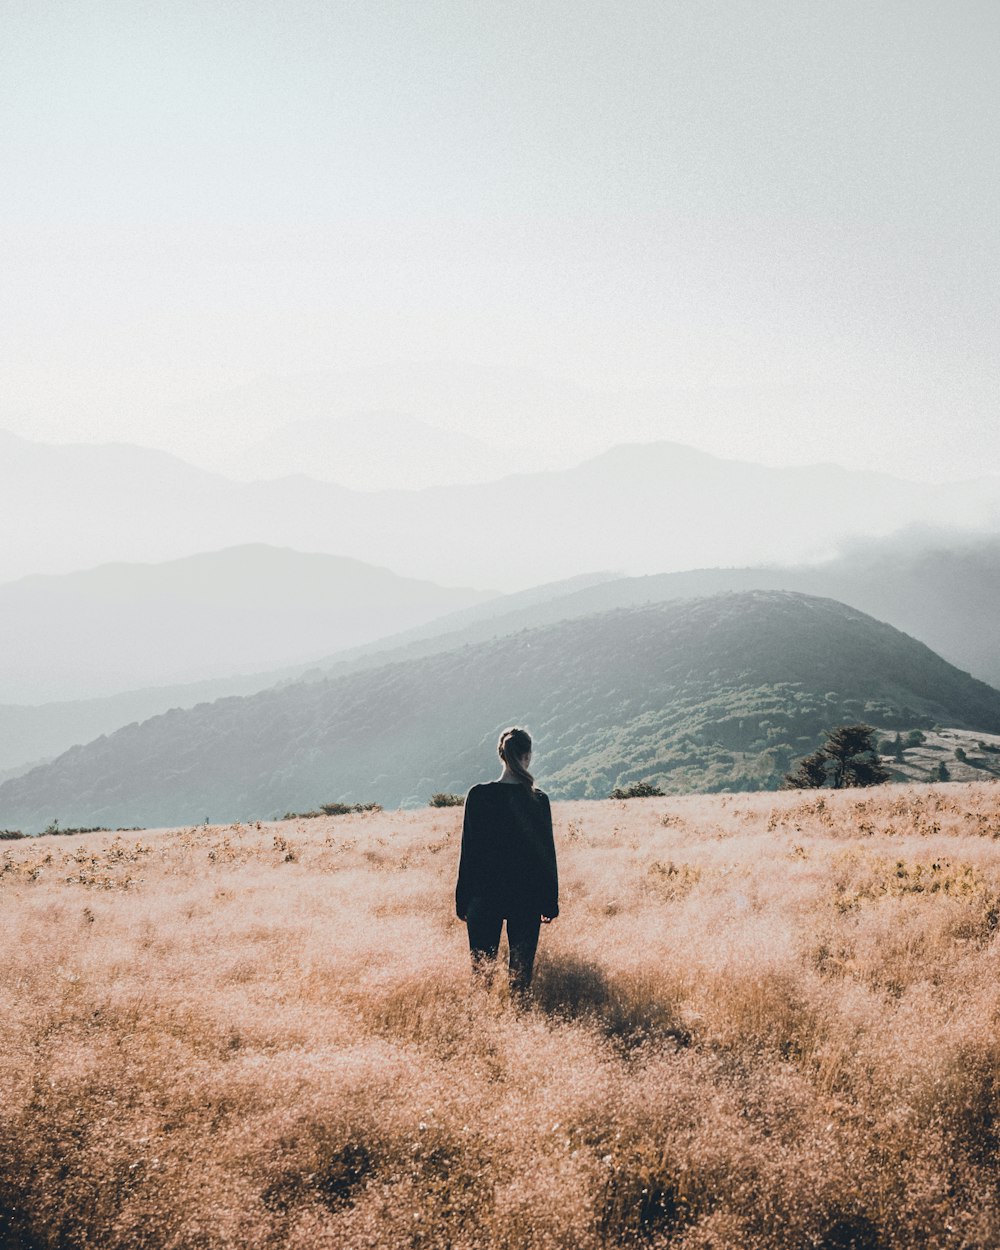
[1,0,998,483]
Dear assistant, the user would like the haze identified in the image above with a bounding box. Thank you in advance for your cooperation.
[2,1,998,486]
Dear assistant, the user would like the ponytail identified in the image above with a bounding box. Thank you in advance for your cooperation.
[498,726,537,797]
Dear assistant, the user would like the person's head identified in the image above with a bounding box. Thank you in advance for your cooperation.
[498,726,536,794]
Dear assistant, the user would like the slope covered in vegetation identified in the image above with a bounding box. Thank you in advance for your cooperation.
[285,534,1000,689]
[3,591,1000,831]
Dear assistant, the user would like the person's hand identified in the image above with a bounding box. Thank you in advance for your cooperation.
[541,915,555,924]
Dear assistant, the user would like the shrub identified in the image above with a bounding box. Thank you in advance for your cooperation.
[610,781,665,799]
[429,793,465,807]
[42,822,110,836]
[283,802,384,819]
[878,732,905,761]
[0,829,25,840]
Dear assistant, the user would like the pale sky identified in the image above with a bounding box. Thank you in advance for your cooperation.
[2,0,998,483]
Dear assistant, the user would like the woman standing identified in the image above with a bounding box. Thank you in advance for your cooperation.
[455,726,559,996]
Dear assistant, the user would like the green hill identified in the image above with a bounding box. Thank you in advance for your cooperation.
[5,534,1000,781]
[3,591,1000,833]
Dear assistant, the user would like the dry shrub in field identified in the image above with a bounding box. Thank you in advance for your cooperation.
[3,786,1000,1248]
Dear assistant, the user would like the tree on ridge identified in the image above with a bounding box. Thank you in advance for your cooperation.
[783,724,890,790]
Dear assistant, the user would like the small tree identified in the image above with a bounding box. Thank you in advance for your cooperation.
[783,725,889,790]
[936,761,951,782]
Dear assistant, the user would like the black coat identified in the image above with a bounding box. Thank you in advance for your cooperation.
[455,781,559,920]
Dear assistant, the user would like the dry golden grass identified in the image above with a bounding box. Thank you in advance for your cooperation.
[4,782,1000,1249]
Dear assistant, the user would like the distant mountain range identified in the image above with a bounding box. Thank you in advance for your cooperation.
[3,534,1000,778]
[369,532,1000,688]
[281,531,1000,690]
[3,590,998,833]
[0,564,613,775]
[4,428,1000,587]
[221,412,529,490]
[0,545,492,704]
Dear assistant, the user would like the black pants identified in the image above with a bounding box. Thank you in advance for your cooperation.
[465,896,542,994]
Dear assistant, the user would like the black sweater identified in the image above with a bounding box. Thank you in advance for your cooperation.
[455,781,559,920]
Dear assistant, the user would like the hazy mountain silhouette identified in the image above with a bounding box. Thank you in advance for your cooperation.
[214,532,1000,692]
[4,533,1000,777]
[534,534,1000,688]
[155,362,607,477]
[224,412,527,489]
[4,427,1000,586]
[0,544,492,704]
[3,591,998,833]
[0,568,614,775]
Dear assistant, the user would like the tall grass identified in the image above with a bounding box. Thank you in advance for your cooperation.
[3,783,1000,1248]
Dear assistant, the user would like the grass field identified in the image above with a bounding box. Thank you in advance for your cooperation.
[4,782,1000,1249]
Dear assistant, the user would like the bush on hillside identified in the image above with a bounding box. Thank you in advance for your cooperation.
[0,828,25,840]
[610,781,665,800]
[428,793,465,807]
[42,821,110,836]
[878,732,905,760]
[282,802,383,820]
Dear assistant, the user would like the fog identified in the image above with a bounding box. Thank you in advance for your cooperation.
[2,2,998,487]
[2,1,999,717]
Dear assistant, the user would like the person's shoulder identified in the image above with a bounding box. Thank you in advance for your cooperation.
[534,789,552,818]
[508,784,547,801]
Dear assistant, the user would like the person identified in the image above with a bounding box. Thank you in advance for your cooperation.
[455,726,559,997]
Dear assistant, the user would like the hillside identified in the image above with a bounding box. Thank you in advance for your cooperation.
[6,529,999,777]
[481,534,1000,688]
[3,591,1000,833]
[0,570,612,776]
[280,532,1000,691]
[0,545,492,704]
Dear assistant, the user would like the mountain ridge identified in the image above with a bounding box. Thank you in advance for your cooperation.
[0,544,493,704]
[4,428,1000,587]
[3,590,998,833]
[4,535,1000,775]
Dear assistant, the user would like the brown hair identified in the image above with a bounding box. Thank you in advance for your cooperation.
[498,726,537,796]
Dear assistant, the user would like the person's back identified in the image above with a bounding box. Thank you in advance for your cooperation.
[456,780,558,921]
[455,727,558,997]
